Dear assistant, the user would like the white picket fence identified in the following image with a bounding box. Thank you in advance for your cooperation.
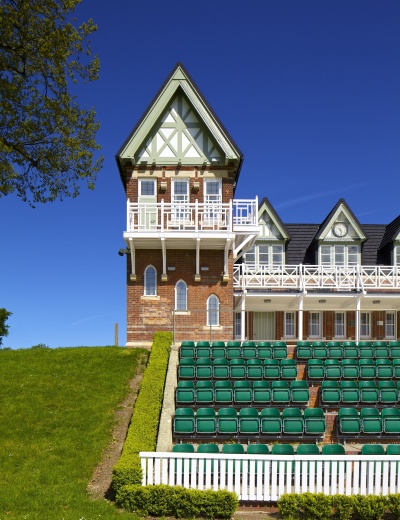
[140,452,400,501]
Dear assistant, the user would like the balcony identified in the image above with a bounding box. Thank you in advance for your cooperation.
[233,264,400,292]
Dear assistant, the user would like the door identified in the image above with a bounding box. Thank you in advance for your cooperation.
[172,179,190,224]
[138,179,157,229]
[253,312,275,341]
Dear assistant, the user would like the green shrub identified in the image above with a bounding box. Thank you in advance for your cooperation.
[277,493,300,520]
[112,331,172,493]
[115,484,238,519]
[352,495,388,520]
[297,492,332,520]
[387,494,400,520]
[331,494,355,520]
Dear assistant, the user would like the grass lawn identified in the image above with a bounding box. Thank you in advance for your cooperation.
[0,346,148,520]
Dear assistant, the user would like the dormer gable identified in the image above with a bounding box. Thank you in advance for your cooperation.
[315,199,368,243]
[116,63,243,189]
[257,197,291,241]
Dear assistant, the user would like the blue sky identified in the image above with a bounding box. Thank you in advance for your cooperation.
[1,0,399,348]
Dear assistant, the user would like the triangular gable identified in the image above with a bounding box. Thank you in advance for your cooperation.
[315,198,368,242]
[116,63,243,169]
[257,197,291,241]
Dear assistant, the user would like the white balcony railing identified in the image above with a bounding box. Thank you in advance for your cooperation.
[125,199,258,233]
[233,264,400,291]
[140,452,400,501]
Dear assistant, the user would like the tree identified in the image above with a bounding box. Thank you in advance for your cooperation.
[0,308,12,346]
[0,0,103,204]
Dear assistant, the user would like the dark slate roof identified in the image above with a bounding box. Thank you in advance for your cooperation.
[285,224,320,265]
[362,225,387,265]
[380,215,400,250]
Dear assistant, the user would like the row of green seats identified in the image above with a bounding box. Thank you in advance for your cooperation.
[173,407,326,439]
[180,342,287,360]
[307,358,400,380]
[337,407,400,438]
[297,340,400,361]
[172,442,344,456]
[321,380,400,407]
[176,380,309,407]
[178,358,297,380]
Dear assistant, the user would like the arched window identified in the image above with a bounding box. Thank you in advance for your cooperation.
[144,265,157,296]
[175,280,187,311]
[207,294,219,326]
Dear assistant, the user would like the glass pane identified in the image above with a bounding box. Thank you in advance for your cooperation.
[258,245,269,265]
[320,245,331,265]
[348,245,359,265]
[334,245,345,266]
[272,245,283,265]
[245,247,256,264]
[335,312,345,337]
[176,281,187,311]
[285,312,295,338]
[309,312,320,337]
[205,181,220,195]
[207,295,219,326]
[361,313,370,338]
[140,180,155,196]
[386,312,395,339]
[145,266,156,296]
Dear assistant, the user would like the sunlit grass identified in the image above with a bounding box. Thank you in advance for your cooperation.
[0,346,147,519]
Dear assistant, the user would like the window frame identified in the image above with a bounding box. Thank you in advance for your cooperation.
[207,294,220,327]
[334,312,346,339]
[144,265,157,296]
[360,312,371,339]
[319,244,360,267]
[175,280,188,311]
[308,312,321,339]
[244,243,284,267]
[284,312,296,339]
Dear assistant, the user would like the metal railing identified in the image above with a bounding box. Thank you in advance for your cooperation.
[140,452,400,500]
[126,199,258,232]
[233,264,400,291]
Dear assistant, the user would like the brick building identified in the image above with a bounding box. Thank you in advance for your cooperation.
[116,64,400,346]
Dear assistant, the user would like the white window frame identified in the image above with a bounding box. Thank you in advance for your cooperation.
[244,243,284,267]
[394,245,400,267]
[172,179,190,222]
[144,265,157,296]
[360,312,371,339]
[175,280,187,311]
[386,311,396,340]
[309,312,321,339]
[139,179,156,197]
[234,312,242,340]
[207,294,220,326]
[284,312,296,339]
[319,244,360,266]
[334,312,346,339]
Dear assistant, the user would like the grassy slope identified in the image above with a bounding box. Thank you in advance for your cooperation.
[0,346,148,520]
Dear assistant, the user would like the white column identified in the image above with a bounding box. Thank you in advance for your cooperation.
[129,239,136,282]
[195,238,201,282]
[355,295,361,343]
[298,293,304,341]
[241,292,246,342]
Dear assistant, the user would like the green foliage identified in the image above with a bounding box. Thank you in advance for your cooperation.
[352,495,388,520]
[0,308,12,346]
[31,343,50,349]
[277,494,301,520]
[0,346,147,518]
[297,493,332,520]
[115,484,238,519]
[112,332,173,493]
[332,495,356,520]
[0,0,103,204]
[387,494,400,519]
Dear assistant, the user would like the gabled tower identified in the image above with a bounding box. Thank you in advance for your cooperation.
[116,64,259,345]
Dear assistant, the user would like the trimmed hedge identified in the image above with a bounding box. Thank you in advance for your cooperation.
[115,484,239,519]
[112,331,172,493]
[278,493,400,520]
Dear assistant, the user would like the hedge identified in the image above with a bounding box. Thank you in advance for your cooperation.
[278,492,400,520]
[115,484,239,519]
[112,331,172,493]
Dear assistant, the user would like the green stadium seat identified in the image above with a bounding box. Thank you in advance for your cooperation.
[226,343,241,360]
[297,443,320,455]
[272,341,287,359]
[378,380,397,404]
[195,358,212,379]
[181,340,195,347]
[229,358,246,379]
[211,343,226,359]
[307,359,324,380]
[196,407,217,435]
[324,359,341,379]
[360,408,382,435]
[358,341,374,359]
[340,381,359,405]
[257,341,273,360]
[358,358,375,379]
[173,408,196,436]
[247,358,263,379]
[212,358,229,379]
[290,380,310,405]
[271,443,294,472]
[296,341,312,361]
[304,408,326,436]
[361,444,385,455]
[280,359,298,379]
[389,341,400,359]
[176,381,195,406]
[374,344,389,359]
[342,342,358,359]
[312,342,327,360]
[376,359,393,379]
[214,380,233,405]
[195,381,214,405]
[392,359,400,378]
[282,408,304,436]
[233,380,253,405]
[196,342,211,358]
[217,408,238,436]
[338,408,361,436]
[359,381,379,405]
[386,444,400,455]
[247,443,270,454]
[221,444,245,472]
[180,343,196,359]
[271,381,291,404]
[172,443,195,453]
[327,342,343,360]
[197,443,219,472]
[252,381,271,405]
[341,359,359,379]
[382,408,400,434]
[264,359,280,380]
[178,357,196,379]
[242,341,257,360]
[321,444,345,455]
[260,408,282,436]
[238,408,260,436]
[320,381,340,407]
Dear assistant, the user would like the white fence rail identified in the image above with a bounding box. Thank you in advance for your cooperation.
[126,199,258,232]
[140,452,400,501]
[233,264,400,291]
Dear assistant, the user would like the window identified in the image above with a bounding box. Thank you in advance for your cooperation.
[144,265,157,296]
[234,313,242,339]
[285,312,295,339]
[386,312,396,339]
[139,179,156,197]
[320,244,359,266]
[394,246,400,267]
[334,312,346,338]
[244,244,284,267]
[204,179,222,204]
[175,280,187,311]
[360,312,371,339]
[207,295,219,326]
[309,312,321,338]
[172,179,189,222]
